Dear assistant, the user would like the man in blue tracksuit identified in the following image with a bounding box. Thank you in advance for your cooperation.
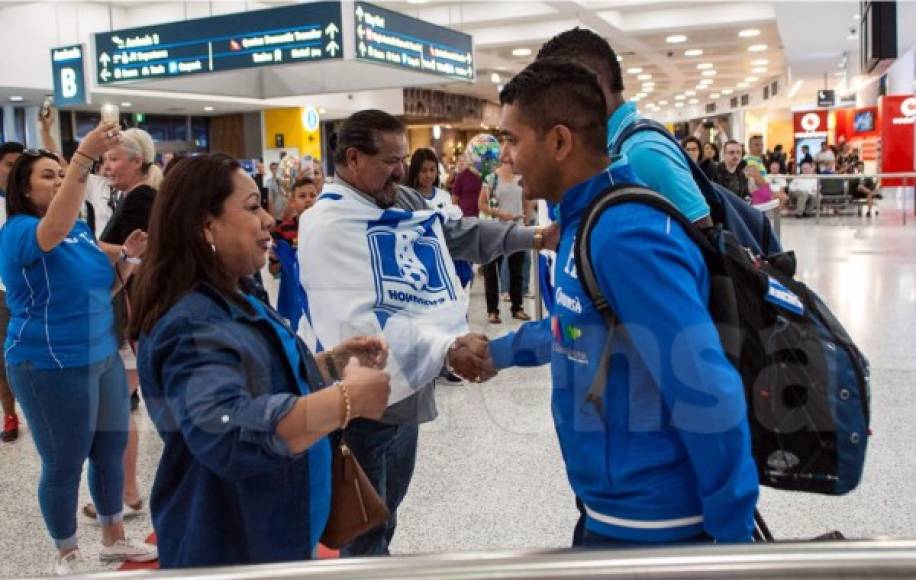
[490,59,758,546]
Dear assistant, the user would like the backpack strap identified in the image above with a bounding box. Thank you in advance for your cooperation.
[611,119,727,227]
[573,183,717,409]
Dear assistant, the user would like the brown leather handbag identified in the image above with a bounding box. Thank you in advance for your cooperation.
[320,441,389,549]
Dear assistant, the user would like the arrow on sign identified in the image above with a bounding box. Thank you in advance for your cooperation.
[357,26,365,39]
[359,41,367,57]
[355,5,364,21]
[100,69,111,82]
[325,22,339,39]
[99,52,111,65]
[466,52,473,64]
[326,41,340,57]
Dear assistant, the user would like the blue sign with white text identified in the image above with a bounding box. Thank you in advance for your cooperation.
[354,2,474,82]
[94,2,342,85]
[51,44,88,107]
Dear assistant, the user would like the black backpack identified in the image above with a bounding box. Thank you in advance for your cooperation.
[611,119,782,257]
[575,184,870,496]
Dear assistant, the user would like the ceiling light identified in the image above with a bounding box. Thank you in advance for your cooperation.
[748,44,767,52]
[675,102,684,108]
[318,108,326,114]
[696,62,714,70]
[637,74,653,81]
[204,106,214,111]
[684,49,703,57]
[721,89,733,95]
[120,102,132,107]
[853,13,861,21]
[685,90,696,96]
[738,29,760,38]
[699,78,714,85]
[642,87,654,93]
[701,70,717,77]
[710,93,720,99]
[835,71,846,77]
[689,98,699,104]
[659,100,669,105]
[490,72,501,83]
[736,82,749,89]
[666,35,687,44]
[9,96,23,102]
[745,76,759,83]
[752,67,767,74]
[752,59,769,66]
[695,85,708,91]
[406,0,429,4]
[627,67,643,74]
[616,55,623,62]
[512,48,532,57]
[848,33,859,40]
[675,94,685,100]
[788,79,804,98]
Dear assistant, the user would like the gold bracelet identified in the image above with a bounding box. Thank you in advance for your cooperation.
[337,381,352,430]
[74,150,97,164]
[533,227,544,251]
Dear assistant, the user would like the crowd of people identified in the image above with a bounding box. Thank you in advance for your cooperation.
[3,23,877,575]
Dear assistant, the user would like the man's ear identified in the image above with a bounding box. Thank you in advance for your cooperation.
[345,147,360,170]
[549,125,575,163]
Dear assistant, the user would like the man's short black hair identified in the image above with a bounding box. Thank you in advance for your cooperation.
[333,109,406,167]
[0,141,24,162]
[724,139,742,151]
[499,58,608,155]
[536,27,624,93]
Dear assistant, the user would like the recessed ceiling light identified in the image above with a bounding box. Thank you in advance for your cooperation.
[695,85,708,91]
[684,49,703,57]
[745,76,759,83]
[685,90,696,96]
[637,73,652,81]
[834,71,846,77]
[635,92,647,99]
[736,82,749,88]
[702,70,717,77]
[120,102,132,107]
[721,89,733,95]
[689,98,699,104]
[696,62,714,70]
[738,29,760,38]
[848,33,859,40]
[699,78,714,85]
[853,13,861,21]
[748,44,768,52]
[675,102,684,108]
[666,35,687,44]
[710,93,720,99]
[642,87,654,93]
[752,59,769,66]
[512,48,532,57]
[490,72,501,83]
[658,100,669,105]
[627,67,643,74]
[204,106,215,111]
[752,67,767,74]
[675,95,686,100]
[318,108,327,114]
[9,96,23,102]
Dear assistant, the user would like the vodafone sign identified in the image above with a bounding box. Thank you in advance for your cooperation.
[793,110,828,135]
[801,113,821,132]
[892,97,916,125]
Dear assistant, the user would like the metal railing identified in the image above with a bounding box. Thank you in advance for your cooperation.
[70,541,916,579]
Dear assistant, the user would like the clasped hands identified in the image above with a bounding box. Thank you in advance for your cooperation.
[447,333,498,383]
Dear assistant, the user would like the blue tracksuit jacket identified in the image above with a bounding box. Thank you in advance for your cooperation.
[490,169,758,543]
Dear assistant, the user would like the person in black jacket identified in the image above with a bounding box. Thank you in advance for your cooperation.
[713,140,750,199]
[681,136,717,180]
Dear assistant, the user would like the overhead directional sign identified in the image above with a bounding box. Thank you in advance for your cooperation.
[94,2,342,85]
[354,2,474,82]
[51,44,88,107]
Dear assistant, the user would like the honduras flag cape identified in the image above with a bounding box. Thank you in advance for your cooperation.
[297,181,470,405]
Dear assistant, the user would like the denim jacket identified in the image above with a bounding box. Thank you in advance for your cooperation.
[137,282,331,568]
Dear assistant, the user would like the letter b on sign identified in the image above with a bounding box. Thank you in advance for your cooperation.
[61,68,78,99]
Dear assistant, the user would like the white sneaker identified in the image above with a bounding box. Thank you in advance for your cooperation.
[54,550,91,576]
[99,539,158,563]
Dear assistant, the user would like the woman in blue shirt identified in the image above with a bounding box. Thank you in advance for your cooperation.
[129,154,391,568]
[0,123,158,575]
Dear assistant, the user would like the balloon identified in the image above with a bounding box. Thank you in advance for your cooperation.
[465,133,501,179]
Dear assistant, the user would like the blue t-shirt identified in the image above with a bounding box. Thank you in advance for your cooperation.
[607,103,710,222]
[245,295,332,552]
[0,215,118,369]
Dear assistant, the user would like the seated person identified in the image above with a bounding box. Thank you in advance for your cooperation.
[788,161,819,217]
[847,161,881,218]
[766,160,788,206]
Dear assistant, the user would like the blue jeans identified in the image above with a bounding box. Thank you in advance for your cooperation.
[499,250,531,295]
[7,353,129,549]
[581,527,713,548]
[340,419,419,557]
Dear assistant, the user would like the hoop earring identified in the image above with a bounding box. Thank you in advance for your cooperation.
[210,243,216,255]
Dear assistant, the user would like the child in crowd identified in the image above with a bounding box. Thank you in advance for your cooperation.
[269,175,318,327]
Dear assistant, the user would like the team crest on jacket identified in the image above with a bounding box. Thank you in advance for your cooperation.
[368,219,457,319]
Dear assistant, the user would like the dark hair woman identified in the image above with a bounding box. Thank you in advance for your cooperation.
[0,122,156,574]
[700,140,720,180]
[129,153,392,568]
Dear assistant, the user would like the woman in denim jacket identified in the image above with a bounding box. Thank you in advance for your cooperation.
[130,154,391,568]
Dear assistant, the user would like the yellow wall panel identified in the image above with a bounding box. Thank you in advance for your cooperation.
[263,108,322,159]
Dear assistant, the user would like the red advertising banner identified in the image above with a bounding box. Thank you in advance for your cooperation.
[793,110,829,135]
[879,95,916,186]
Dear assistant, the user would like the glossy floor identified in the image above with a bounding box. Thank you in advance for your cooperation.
[1,207,914,577]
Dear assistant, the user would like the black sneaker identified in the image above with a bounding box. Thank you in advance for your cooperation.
[130,391,140,413]
[438,369,464,385]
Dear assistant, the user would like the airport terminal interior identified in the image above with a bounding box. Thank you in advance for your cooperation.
[1,0,916,578]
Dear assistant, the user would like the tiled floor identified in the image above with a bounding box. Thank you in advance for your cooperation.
[2,204,915,576]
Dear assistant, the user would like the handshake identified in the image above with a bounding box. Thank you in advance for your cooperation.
[447,333,498,383]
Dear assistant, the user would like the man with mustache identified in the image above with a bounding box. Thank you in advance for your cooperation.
[297,109,556,557]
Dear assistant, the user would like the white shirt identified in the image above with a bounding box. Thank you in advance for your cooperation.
[789,176,818,195]
[421,187,463,220]
[84,174,116,239]
[815,149,836,173]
